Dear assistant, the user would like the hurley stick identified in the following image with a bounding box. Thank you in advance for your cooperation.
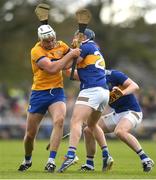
[70,9,92,80]
[35,3,50,24]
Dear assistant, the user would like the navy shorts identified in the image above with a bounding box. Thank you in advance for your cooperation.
[28,88,66,114]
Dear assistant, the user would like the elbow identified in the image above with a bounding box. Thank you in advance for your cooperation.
[134,83,140,91]
[130,82,139,94]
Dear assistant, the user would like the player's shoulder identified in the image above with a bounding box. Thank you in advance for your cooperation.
[105,69,117,76]
[31,42,42,53]
[80,40,97,54]
[55,41,70,54]
[108,69,124,75]
[81,40,95,47]
[56,40,69,48]
[106,69,128,80]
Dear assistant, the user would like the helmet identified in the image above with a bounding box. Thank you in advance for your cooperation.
[75,28,95,40]
[38,25,56,40]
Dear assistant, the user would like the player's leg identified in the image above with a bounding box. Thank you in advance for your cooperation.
[81,111,120,171]
[81,113,115,171]
[81,126,96,171]
[81,87,113,171]
[69,104,92,148]
[44,101,66,172]
[58,104,93,172]
[87,111,114,171]
[114,117,141,151]
[99,111,117,133]
[114,112,154,172]
[18,112,43,171]
[58,87,110,172]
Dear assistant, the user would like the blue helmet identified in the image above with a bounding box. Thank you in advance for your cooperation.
[75,28,95,40]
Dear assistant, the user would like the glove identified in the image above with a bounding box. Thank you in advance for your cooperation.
[109,87,124,104]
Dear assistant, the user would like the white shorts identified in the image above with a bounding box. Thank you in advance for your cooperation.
[102,110,143,131]
[75,87,109,112]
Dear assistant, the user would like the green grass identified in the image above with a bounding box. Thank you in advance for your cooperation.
[0,139,155,179]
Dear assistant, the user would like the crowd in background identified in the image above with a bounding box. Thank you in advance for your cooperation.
[0,83,156,139]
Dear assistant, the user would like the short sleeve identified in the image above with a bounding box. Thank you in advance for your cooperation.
[31,47,46,63]
[111,70,128,85]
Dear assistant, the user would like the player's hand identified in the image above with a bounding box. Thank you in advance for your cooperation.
[71,38,79,48]
[71,35,83,49]
[65,69,71,76]
[109,86,124,104]
[70,48,81,58]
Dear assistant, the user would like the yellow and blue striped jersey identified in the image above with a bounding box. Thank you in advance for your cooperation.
[77,40,107,90]
[31,41,69,90]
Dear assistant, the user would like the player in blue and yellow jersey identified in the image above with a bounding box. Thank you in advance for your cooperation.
[58,29,113,172]
[81,69,154,172]
[18,25,80,172]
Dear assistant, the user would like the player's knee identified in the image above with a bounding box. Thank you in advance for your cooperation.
[83,126,90,135]
[87,125,95,133]
[24,132,35,141]
[114,128,125,138]
[53,116,64,128]
[87,121,97,130]
[70,115,83,127]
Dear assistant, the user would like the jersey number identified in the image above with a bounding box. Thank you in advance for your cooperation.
[94,51,105,70]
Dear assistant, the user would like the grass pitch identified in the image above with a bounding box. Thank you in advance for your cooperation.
[0,139,155,179]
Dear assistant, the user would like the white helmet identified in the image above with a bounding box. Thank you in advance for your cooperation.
[38,25,56,40]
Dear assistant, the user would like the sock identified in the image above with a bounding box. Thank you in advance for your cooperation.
[48,151,57,163]
[101,146,109,158]
[67,146,76,158]
[137,149,149,162]
[25,155,32,164]
[86,155,94,167]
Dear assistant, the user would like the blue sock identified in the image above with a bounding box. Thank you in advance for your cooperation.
[49,151,57,159]
[25,155,32,162]
[137,149,148,161]
[102,146,109,158]
[67,146,76,158]
[86,155,94,167]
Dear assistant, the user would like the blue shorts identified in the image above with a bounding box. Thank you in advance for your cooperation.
[28,88,66,114]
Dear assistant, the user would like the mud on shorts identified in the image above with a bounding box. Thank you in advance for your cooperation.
[75,87,109,112]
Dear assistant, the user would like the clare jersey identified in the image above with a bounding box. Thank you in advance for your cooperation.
[31,41,69,90]
[77,40,107,90]
[106,70,142,113]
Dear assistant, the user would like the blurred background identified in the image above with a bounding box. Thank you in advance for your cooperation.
[0,0,156,140]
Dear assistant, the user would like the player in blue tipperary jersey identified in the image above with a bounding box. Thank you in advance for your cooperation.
[58,29,114,172]
[81,69,154,172]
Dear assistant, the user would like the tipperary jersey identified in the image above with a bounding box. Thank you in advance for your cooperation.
[77,40,107,90]
[106,70,142,113]
[31,41,69,90]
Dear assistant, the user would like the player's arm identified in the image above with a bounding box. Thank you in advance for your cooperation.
[64,36,86,70]
[109,70,139,104]
[37,48,80,74]
[109,78,139,104]
[63,48,83,69]
[121,78,139,95]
